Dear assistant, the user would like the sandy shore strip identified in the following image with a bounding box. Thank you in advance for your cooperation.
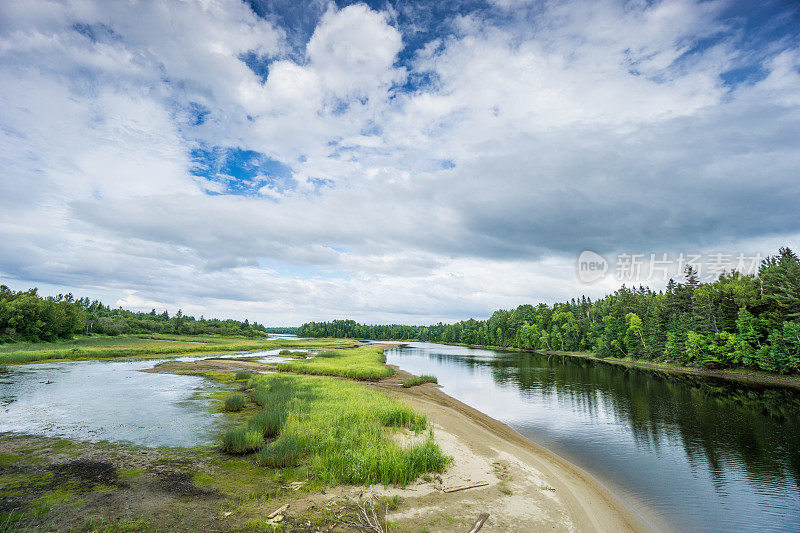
[363,365,669,533]
[149,352,671,532]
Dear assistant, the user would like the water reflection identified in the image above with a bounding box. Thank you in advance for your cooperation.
[0,348,298,447]
[387,342,800,533]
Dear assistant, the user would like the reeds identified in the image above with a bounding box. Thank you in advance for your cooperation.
[223,393,247,412]
[221,427,264,454]
[225,373,450,485]
[402,375,438,388]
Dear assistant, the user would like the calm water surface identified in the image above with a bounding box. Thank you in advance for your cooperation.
[386,342,800,533]
[0,349,287,447]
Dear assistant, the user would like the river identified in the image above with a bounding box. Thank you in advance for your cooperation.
[2,340,798,531]
[385,342,800,533]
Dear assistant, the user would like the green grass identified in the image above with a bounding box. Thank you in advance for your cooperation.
[276,346,394,380]
[0,452,19,466]
[402,375,438,388]
[247,406,286,438]
[223,393,247,412]
[0,334,354,365]
[278,349,308,357]
[237,374,449,485]
[221,427,265,454]
[234,370,253,380]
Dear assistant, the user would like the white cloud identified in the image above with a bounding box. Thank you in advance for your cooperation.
[0,0,798,325]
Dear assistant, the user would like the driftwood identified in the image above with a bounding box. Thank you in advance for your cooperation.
[335,495,389,532]
[268,504,289,519]
[443,481,489,493]
[468,513,490,533]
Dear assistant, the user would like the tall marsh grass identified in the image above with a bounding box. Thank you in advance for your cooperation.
[221,427,265,454]
[402,375,438,388]
[232,373,450,485]
[223,393,247,412]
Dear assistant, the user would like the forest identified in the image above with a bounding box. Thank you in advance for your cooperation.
[299,247,800,374]
[0,285,266,342]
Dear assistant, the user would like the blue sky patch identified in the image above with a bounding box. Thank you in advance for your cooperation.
[239,50,272,82]
[191,145,294,196]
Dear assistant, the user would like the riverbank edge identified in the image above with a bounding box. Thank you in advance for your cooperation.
[373,363,666,533]
[360,339,800,390]
[537,349,800,390]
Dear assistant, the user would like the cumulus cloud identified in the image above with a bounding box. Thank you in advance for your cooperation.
[0,0,798,324]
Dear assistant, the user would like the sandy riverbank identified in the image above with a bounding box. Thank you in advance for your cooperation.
[151,354,661,532]
[363,365,659,532]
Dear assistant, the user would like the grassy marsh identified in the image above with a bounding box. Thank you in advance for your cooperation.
[0,334,354,365]
[276,345,394,380]
[227,373,450,485]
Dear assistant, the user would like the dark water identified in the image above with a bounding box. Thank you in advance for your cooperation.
[386,342,800,533]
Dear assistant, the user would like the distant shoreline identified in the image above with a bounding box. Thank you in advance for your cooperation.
[360,338,800,391]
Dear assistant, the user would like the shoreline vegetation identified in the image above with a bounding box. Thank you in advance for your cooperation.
[474,341,800,390]
[402,374,438,388]
[0,334,356,365]
[275,345,395,380]
[298,246,800,386]
[0,340,647,530]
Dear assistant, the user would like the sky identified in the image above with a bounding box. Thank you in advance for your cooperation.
[1,0,799,326]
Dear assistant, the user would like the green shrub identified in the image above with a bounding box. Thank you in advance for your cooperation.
[221,427,264,454]
[223,393,247,412]
[402,375,438,388]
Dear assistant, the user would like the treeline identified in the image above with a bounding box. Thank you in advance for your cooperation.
[263,327,299,334]
[0,285,266,343]
[299,247,800,374]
